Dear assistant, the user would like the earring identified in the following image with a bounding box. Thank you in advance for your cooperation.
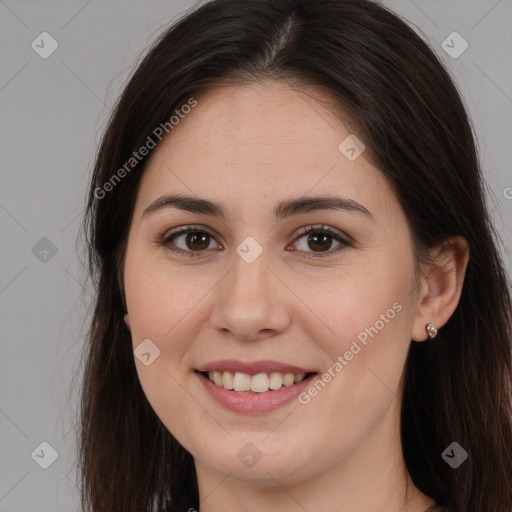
[425,322,438,339]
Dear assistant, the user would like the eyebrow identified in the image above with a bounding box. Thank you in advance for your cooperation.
[141,193,372,220]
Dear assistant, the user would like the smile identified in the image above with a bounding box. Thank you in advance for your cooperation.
[194,359,319,414]
[204,370,311,392]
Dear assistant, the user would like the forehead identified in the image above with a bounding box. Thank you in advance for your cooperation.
[168,80,354,163]
[135,80,399,220]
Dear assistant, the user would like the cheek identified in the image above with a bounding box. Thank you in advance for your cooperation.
[123,247,193,406]
[294,249,415,415]
[124,242,200,344]
[287,263,414,458]
[303,259,413,350]
[123,250,209,445]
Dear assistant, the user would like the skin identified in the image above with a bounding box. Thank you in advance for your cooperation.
[122,80,469,512]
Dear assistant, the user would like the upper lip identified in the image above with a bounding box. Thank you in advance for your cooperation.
[196,359,316,375]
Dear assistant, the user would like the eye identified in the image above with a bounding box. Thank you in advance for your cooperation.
[158,225,221,258]
[157,224,352,258]
[288,224,352,258]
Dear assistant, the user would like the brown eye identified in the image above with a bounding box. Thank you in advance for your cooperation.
[290,225,351,258]
[159,226,221,258]
[158,224,351,259]
[307,232,334,252]
[183,231,210,251]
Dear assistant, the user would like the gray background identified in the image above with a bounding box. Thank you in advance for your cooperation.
[1,1,511,511]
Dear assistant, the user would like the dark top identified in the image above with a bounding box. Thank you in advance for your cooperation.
[425,505,447,512]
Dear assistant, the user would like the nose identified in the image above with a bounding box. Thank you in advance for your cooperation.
[210,248,292,342]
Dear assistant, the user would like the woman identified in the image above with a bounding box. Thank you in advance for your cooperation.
[77,0,512,511]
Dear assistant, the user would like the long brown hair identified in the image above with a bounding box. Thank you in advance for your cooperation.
[77,0,512,510]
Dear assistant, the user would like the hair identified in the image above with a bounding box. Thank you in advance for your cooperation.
[77,0,512,510]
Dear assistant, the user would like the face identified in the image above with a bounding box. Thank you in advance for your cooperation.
[122,80,420,487]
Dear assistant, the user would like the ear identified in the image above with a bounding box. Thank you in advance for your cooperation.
[124,313,131,332]
[411,236,470,341]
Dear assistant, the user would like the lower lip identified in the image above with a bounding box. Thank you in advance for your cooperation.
[196,371,316,414]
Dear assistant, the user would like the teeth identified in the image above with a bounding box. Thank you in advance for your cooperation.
[282,373,295,386]
[233,372,251,391]
[213,371,223,386]
[222,371,234,390]
[269,372,283,389]
[206,370,309,392]
[250,373,269,392]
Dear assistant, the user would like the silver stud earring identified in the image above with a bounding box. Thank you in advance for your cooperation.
[426,322,438,339]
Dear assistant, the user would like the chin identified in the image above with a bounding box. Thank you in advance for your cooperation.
[192,434,316,485]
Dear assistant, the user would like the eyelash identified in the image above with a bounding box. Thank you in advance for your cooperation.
[156,224,352,259]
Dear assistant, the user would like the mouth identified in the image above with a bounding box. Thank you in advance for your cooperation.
[194,361,319,414]
[199,370,316,393]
